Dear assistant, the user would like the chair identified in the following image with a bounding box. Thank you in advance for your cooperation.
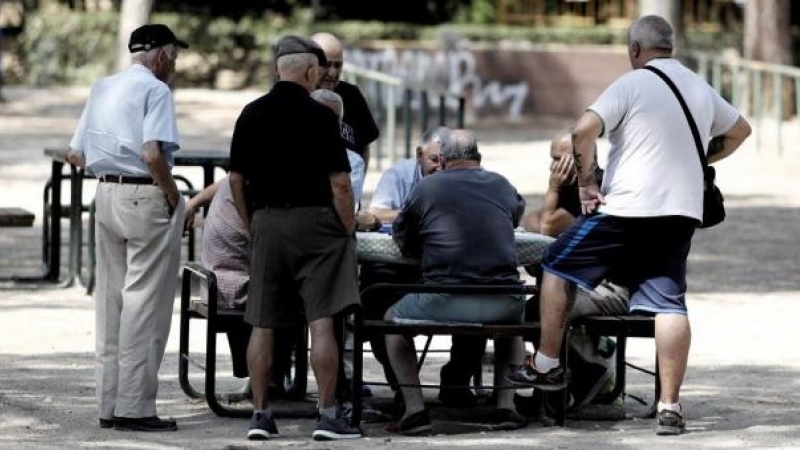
[348,282,569,427]
[178,262,309,417]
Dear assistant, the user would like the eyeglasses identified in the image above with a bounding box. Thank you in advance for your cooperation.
[324,61,344,70]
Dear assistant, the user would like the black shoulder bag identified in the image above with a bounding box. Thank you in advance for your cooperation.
[644,65,725,229]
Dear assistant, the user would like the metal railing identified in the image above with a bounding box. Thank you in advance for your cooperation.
[343,64,465,171]
[682,51,800,155]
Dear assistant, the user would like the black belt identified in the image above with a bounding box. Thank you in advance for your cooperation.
[99,175,156,185]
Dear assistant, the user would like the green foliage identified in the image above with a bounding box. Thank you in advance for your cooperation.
[10,10,745,87]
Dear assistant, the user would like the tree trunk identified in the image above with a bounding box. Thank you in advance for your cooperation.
[637,0,683,52]
[743,0,794,117]
[116,0,153,72]
[744,0,792,64]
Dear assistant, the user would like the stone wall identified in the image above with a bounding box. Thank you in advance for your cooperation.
[349,44,631,121]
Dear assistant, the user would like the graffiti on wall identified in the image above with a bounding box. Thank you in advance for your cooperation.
[348,47,529,120]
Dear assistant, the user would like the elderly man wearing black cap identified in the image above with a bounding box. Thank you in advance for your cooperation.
[66,23,188,432]
[228,35,362,441]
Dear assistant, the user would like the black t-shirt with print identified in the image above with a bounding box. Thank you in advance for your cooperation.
[335,80,379,157]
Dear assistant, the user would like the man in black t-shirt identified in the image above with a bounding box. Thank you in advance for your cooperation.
[228,35,362,442]
[312,32,379,168]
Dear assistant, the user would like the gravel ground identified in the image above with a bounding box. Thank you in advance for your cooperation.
[1,86,799,449]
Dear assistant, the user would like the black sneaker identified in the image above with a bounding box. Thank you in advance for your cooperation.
[656,407,686,435]
[247,412,279,440]
[312,416,362,441]
[99,418,114,428]
[113,416,177,432]
[490,408,528,431]
[504,364,567,391]
[384,409,432,435]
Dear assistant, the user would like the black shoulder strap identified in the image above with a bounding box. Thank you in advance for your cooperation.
[643,65,708,168]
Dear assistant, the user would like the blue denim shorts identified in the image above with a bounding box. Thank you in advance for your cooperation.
[542,214,697,315]
[389,293,525,324]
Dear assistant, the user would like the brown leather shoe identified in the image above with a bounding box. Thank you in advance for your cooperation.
[113,416,178,432]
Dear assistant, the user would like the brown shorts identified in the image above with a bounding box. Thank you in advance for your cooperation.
[245,206,360,328]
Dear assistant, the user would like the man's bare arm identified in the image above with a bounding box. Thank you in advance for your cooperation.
[142,141,180,212]
[571,111,605,215]
[184,179,223,233]
[331,171,356,233]
[571,112,602,187]
[228,172,251,233]
[708,116,751,164]
[368,207,399,224]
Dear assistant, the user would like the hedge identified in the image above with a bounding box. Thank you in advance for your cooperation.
[7,10,744,87]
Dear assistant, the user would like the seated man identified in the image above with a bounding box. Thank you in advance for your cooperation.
[521,130,628,410]
[384,129,531,434]
[361,127,487,408]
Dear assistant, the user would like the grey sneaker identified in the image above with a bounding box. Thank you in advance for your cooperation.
[656,407,686,435]
[503,364,567,391]
[312,416,362,441]
[247,412,278,440]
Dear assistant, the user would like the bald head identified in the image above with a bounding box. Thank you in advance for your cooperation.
[312,32,344,90]
[550,129,572,159]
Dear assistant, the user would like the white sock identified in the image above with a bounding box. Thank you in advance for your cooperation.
[658,401,682,413]
[533,352,560,372]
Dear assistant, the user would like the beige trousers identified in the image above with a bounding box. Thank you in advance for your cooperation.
[93,182,184,419]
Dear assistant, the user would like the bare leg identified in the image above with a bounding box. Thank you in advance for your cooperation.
[655,313,691,404]
[493,336,526,411]
[384,310,424,418]
[247,327,275,410]
[309,316,339,409]
[538,272,575,359]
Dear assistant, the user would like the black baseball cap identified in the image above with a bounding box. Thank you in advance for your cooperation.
[128,24,189,53]
[273,35,327,66]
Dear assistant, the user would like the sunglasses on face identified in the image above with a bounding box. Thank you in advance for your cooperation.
[324,61,344,70]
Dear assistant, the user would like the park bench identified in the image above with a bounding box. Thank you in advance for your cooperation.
[178,262,309,418]
[0,207,34,227]
[349,282,569,427]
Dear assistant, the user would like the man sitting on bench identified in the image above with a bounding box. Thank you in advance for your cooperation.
[383,129,533,434]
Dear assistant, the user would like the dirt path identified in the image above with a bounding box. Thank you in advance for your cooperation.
[1,86,799,449]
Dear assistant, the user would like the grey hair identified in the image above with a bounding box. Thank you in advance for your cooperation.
[310,88,344,120]
[629,15,674,51]
[440,129,480,163]
[133,44,176,66]
[277,53,317,76]
[420,126,450,148]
